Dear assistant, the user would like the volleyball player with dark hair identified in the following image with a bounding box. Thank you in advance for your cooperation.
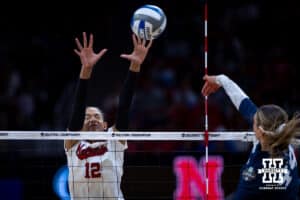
[64,32,152,199]
[202,74,300,200]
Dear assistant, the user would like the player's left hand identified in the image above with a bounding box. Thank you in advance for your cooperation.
[120,34,153,66]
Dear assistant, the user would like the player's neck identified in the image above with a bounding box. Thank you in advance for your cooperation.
[260,140,270,152]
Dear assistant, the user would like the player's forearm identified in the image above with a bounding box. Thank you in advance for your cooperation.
[216,75,249,110]
[115,71,138,130]
[216,75,257,124]
[80,66,93,79]
[68,79,88,131]
[129,62,141,72]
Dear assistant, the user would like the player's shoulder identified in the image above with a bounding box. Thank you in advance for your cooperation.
[107,126,114,132]
[64,140,81,152]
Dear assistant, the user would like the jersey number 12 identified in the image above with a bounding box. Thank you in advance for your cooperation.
[85,162,101,178]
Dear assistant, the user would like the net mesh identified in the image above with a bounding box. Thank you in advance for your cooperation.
[0,131,298,200]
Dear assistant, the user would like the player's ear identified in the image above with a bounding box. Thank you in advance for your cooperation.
[103,122,108,130]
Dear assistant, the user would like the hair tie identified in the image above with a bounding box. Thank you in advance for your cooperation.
[276,123,286,133]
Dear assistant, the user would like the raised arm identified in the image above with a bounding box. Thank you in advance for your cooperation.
[65,32,107,150]
[114,34,153,142]
[202,74,257,124]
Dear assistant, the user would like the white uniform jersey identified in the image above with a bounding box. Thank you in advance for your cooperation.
[65,128,127,200]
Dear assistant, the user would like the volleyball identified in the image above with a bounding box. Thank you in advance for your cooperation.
[130,4,167,40]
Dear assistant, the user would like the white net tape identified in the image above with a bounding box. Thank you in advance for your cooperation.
[0,131,255,141]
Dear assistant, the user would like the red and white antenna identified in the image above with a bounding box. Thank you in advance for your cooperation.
[204,2,209,200]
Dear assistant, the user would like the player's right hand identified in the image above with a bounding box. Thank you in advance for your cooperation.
[201,75,221,96]
[74,32,107,69]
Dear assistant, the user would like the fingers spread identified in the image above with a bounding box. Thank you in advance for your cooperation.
[83,32,87,48]
[146,39,153,49]
[74,49,80,56]
[142,38,146,46]
[132,34,138,47]
[97,49,108,58]
[120,54,130,60]
[137,35,141,44]
[75,38,83,50]
[88,34,94,48]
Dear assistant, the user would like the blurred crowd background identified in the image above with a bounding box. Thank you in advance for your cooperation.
[0,0,299,199]
[1,0,298,150]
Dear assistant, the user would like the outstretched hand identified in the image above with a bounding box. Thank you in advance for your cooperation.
[74,32,107,69]
[120,34,153,71]
[201,75,221,96]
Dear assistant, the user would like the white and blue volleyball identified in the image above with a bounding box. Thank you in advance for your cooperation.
[130,4,167,40]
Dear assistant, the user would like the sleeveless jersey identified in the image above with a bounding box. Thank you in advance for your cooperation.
[65,128,127,200]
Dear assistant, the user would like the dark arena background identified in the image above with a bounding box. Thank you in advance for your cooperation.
[0,0,299,199]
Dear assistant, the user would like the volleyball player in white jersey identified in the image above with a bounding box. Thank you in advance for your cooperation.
[64,32,152,199]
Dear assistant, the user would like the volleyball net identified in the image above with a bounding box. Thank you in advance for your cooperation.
[0,131,255,141]
[0,130,263,200]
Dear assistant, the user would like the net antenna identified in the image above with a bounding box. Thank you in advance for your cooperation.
[204,1,209,199]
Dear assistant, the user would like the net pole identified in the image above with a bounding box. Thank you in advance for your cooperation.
[204,2,209,200]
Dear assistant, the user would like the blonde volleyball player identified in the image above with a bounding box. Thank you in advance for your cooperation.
[65,32,153,199]
[202,74,300,200]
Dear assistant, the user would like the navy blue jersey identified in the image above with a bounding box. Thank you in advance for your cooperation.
[232,98,299,200]
[216,75,299,199]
